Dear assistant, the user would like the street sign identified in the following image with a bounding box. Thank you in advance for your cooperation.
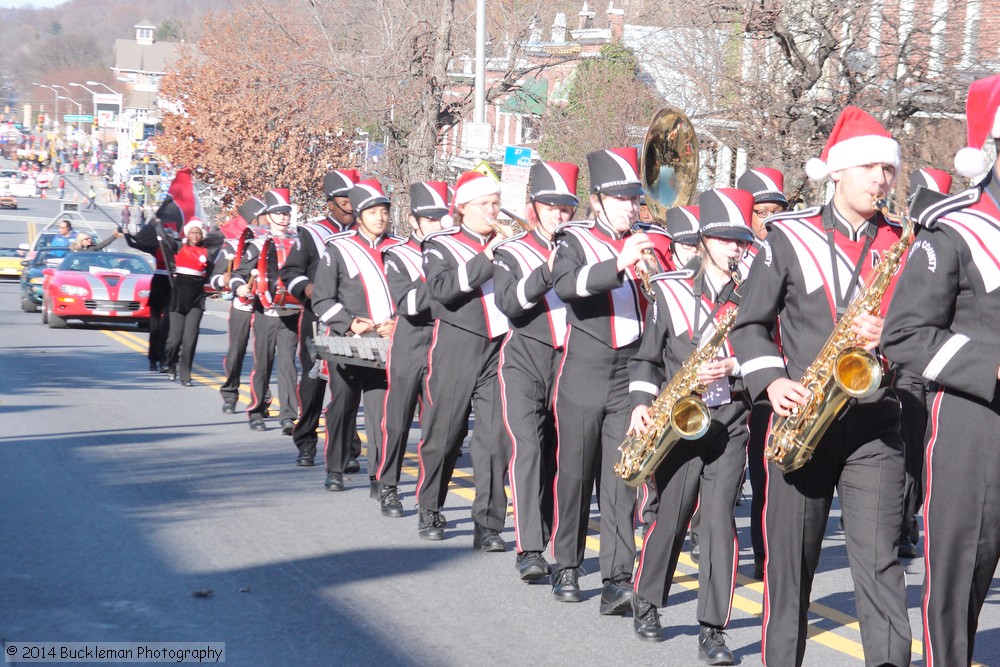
[63,114,94,122]
[464,122,492,155]
[502,145,533,183]
[471,160,500,182]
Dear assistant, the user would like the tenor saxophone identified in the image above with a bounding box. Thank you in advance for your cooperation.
[615,305,740,487]
[764,198,914,473]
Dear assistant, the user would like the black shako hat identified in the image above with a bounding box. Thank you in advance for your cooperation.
[409,181,449,219]
[324,169,361,199]
[587,147,644,198]
[529,161,579,207]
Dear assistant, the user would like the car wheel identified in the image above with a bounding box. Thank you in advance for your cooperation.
[47,300,66,329]
[137,321,150,331]
[41,297,49,324]
[21,294,38,313]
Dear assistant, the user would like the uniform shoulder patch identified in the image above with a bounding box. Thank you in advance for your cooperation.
[324,229,356,245]
[423,227,461,242]
[768,206,822,227]
[919,187,981,229]
[492,231,528,249]
[555,219,594,233]
[650,268,695,282]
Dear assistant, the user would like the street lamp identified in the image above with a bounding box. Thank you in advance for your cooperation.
[70,82,99,140]
[86,80,120,95]
[58,96,82,113]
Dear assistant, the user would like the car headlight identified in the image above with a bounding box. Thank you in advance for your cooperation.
[138,289,150,298]
[59,284,89,297]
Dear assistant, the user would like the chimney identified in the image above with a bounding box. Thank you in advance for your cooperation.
[578,1,595,30]
[551,13,567,43]
[607,1,624,41]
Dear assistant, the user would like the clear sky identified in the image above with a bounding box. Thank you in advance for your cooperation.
[0,0,69,7]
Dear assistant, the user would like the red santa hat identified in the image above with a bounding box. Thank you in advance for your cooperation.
[182,217,205,236]
[442,171,501,227]
[954,73,1000,179]
[805,106,900,182]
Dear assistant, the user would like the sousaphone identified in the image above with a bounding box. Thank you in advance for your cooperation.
[640,106,700,219]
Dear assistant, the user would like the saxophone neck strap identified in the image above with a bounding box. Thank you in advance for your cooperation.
[691,272,733,348]
[824,219,876,321]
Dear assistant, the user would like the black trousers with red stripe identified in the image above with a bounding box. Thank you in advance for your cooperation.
[220,304,253,405]
[323,361,386,476]
[499,331,559,555]
[633,396,749,627]
[747,399,772,562]
[761,399,910,667]
[551,328,637,583]
[416,321,506,531]
[922,388,1000,667]
[895,369,929,544]
[165,307,202,383]
[247,312,299,422]
[377,322,432,489]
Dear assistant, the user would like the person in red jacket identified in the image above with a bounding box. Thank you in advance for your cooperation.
[163,219,213,386]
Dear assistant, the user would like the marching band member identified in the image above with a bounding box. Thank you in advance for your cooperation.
[734,167,790,579]
[882,73,1000,667]
[163,218,213,386]
[549,147,650,612]
[312,180,397,494]
[628,189,754,665]
[415,170,510,548]
[376,181,449,518]
[281,169,360,467]
[892,166,952,561]
[493,161,577,581]
[211,197,265,415]
[729,106,911,667]
[231,189,301,434]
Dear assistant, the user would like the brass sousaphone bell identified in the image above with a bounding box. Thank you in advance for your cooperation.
[631,106,701,294]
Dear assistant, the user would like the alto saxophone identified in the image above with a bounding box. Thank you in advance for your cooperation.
[764,197,914,473]
[615,305,740,487]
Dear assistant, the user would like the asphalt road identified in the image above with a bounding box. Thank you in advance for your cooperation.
[1,196,999,666]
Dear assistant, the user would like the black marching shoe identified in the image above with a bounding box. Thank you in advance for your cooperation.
[369,477,380,500]
[149,361,159,372]
[599,580,633,616]
[249,416,266,432]
[345,458,361,474]
[631,595,664,642]
[516,551,551,582]
[753,555,765,581]
[222,400,236,414]
[698,625,735,666]
[472,524,505,552]
[324,471,344,492]
[180,380,193,387]
[417,508,445,541]
[164,366,177,382]
[281,418,294,436]
[379,485,404,518]
[551,567,582,603]
[296,445,316,467]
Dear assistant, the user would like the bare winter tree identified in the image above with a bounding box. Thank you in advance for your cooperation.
[629,0,979,201]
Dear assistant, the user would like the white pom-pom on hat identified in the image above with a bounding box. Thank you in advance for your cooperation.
[954,147,990,179]
[805,158,830,182]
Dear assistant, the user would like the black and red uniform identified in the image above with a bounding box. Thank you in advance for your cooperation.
[729,204,911,667]
[377,235,434,492]
[165,242,212,384]
[550,218,646,587]
[417,225,510,533]
[210,237,257,408]
[281,215,354,459]
[493,228,566,556]
[312,230,397,479]
[629,270,748,631]
[231,234,301,425]
[883,171,1000,667]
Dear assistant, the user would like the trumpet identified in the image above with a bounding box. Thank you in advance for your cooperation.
[630,223,666,298]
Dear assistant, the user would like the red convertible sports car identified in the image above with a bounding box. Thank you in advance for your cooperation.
[41,251,154,328]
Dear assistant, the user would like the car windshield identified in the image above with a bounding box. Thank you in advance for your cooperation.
[32,248,72,267]
[0,248,19,257]
[58,252,153,274]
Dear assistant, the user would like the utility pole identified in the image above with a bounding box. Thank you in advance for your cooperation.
[474,0,486,124]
